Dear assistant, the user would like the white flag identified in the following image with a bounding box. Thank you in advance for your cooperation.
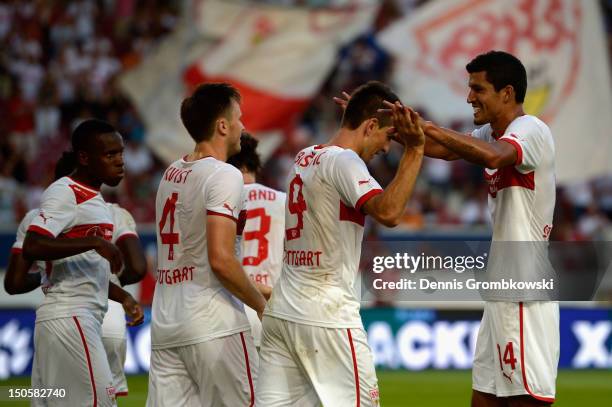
[378,0,612,183]
[120,0,378,164]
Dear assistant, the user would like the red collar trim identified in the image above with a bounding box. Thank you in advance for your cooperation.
[66,176,100,192]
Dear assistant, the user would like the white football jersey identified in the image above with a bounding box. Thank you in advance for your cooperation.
[151,157,249,350]
[240,183,286,286]
[265,145,382,329]
[472,115,555,242]
[472,115,556,301]
[102,204,139,340]
[26,177,114,323]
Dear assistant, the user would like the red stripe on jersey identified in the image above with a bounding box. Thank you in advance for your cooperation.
[239,332,255,407]
[11,247,22,254]
[347,329,360,407]
[499,137,523,166]
[59,223,114,241]
[340,201,365,226]
[69,183,99,204]
[27,225,54,237]
[355,189,383,212]
[207,210,238,223]
[73,316,97,407]
[519,303,555,403]
[484,167,534,198]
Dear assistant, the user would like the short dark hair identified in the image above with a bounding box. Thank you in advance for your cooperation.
[54,151,76,180]
[72,119,117,153]
[227,133,261,175]
[180,83,241,143]
[341,81,400,130]
[466,51,527,103]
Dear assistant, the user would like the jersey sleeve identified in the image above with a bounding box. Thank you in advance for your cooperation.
[499,118,545,172]
[111,205,138,243]
[329,150,383,212]
[12,210,38,252]
[471,125,492,141]
[27,183,77,237]
[205,165,244,222]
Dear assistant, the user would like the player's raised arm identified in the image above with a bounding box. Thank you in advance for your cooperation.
[423,121,517,168]
[207,214,267,315]
[361,102,425,227]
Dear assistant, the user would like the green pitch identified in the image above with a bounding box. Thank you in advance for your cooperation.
[2,370,610,406]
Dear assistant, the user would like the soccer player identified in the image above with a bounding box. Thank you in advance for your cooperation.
[21,119,130,406]
[228,133,286,349]
[6,153,146,401]
[257,81,425,406]
[147,83,266,406]
[416,51,558,406]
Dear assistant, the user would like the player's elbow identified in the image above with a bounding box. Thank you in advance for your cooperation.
[4,279,17,295]
[375,211,402,228]
[209,252,235,280]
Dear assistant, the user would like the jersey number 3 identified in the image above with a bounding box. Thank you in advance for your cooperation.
[243,207,271,266]
[159,192,179,261]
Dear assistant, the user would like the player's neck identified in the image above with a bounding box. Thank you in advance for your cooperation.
[491,105,525,135]
[188,141,227,162]
[69,169,101,190]
[328,128,360,154]
[242,172,256,184]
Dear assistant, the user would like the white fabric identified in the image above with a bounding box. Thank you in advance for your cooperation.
[240,182,286,346]
[257,316,380,407]
[32,315,117,407]
[151,157,249,350]
[472,302,559,401]
[102,337,128,396]
[27,176,113,323]
[265,145,382,329]
[146,332,257,407]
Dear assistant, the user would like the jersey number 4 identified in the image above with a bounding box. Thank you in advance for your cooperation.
[159,192,179,261]
[243,207,271,266]
[497,342,517,371]
[286,174,306,240]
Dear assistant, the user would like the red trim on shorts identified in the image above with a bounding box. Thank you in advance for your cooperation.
[519,303,555,403]
[206,210,238,223]
[347,329,360,407]
[27,225,54,237]
[73,316,97,407]
[115,391,128,397]
[499,137,523,166]
[355,189,383,212]
[239,332,255,407]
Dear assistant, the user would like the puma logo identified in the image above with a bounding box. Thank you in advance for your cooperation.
[39,213,52,224]
[502,371,514,383]
[223,203,236,213]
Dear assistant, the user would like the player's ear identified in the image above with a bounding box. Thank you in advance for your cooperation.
[503,85,513,103]
[217,117,229,136]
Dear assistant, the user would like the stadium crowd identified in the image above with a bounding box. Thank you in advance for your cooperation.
[1,0,611,241]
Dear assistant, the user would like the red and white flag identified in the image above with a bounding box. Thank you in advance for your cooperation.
[378,0,612,183]
[120,0,378,164]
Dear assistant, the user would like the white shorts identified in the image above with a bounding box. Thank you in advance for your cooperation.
[32,315,116,407]
[472,301,559,402]
[257,316,380,407]
[146,332,258,407]
[245,305,262,348]
[102,337,128,397]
